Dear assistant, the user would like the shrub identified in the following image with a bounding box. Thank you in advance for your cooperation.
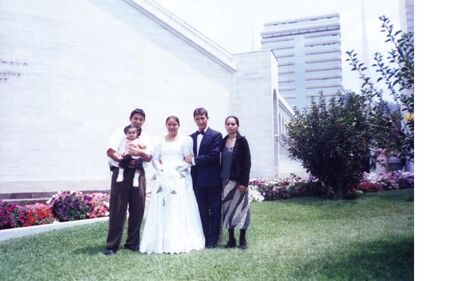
[46,191,110,221]
[249,178,296,201]
[285,94,371,199]
[284,17,414,200]
[297,177,332,197]
[391,171,414,189]
[84,193,110,218]
[248,172,413,202]
[248,176,330,201]
[0,201,55,229]
[346,16,414,164]
[47,191,91,222]
[22,203,55,227]
[1,191,110,230]
[355,171,414,192]
[0,201,28,229]
[248,185,265,202]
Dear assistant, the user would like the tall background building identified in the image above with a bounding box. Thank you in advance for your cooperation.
[399,0,414,33]
[261,14,343,110]
[399,0,414,172]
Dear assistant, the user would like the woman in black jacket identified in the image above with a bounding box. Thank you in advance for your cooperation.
[220,116,251,249]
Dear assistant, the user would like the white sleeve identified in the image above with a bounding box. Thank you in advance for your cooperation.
[151,139,162,171]
[107,127,125,167]
[182,136,194,158]
[107,127,124,152]
[176,136,193,176]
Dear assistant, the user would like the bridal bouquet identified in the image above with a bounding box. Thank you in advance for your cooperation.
[152,167,186,207]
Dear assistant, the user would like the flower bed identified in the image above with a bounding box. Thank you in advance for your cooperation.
[83,192,110,219]
[248,175,330,202]
[23,203,55,227]
[2,171,413,229]
[355,171,414,192]
[47,191,110,222]
[1,201,55,230]
[248,171,414,202]
[1,191,109,230]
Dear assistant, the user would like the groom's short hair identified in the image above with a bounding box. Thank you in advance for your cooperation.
[130,108,146,119]
[193,107,208,118]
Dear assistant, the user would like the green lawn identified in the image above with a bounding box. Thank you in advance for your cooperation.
[0,190,413,281]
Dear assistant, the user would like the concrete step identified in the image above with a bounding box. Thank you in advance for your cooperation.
[2,198,50,205]
[0,191,56,200]
[0,190,110,206]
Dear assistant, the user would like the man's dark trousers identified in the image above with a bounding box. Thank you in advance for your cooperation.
[106,167,146,251]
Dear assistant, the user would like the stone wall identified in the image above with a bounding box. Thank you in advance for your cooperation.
[0,0,304,193]
[0,0,233,192]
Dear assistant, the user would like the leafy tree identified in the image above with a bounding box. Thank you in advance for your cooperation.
[346,16,414,166]
[283,16,413,199]
[284,93,371,199]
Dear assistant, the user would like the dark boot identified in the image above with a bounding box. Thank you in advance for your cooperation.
[225,229,236,248]
[239,229,247,249]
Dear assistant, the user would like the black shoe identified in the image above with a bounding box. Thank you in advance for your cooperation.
[239,229,247,249]
[225,239,236,248]
[239,242,247,250]
[226,229,236,248]
[124,245,139,252]
[206,243,217,249]
[103,249,116,256]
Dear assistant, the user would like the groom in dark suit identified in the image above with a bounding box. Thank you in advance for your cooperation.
[190,107,222,248]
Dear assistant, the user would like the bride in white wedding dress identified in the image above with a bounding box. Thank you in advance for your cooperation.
[139,116,205,254]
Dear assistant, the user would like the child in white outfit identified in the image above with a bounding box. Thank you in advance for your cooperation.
[117,125,146,187]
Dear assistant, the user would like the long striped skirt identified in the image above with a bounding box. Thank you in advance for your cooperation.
[222,179,251,230]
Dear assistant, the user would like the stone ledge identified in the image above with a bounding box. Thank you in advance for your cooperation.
[0,192,55,200]
[0,190,112,206]
[0,190,111,200]
[0,217,109,243]
[1,198,49,205]
[0,180,110,194]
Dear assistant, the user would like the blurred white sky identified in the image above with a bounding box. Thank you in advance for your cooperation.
[156,0,402,91]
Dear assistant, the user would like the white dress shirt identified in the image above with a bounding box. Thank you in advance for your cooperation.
[193,126,208,166]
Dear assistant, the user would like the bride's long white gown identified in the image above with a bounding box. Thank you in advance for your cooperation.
[139,136,205,254]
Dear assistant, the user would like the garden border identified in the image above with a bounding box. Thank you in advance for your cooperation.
[0,217,108,243]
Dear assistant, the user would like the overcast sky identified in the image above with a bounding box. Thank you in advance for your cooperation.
[156,0,403,91]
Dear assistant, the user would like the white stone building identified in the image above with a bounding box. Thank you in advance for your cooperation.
[261,14,343,110]
[0,0,305,193]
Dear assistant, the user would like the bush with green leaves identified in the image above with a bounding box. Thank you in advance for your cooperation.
[346,16,414,165]
[285,93,371,199]
[47,191,91,222]
[249,175,330,201]
[46,191,110,222]
[0,201,55,229]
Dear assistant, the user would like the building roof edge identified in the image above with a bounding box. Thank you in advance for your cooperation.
[264,13,340,27]
[125,0,237,72]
